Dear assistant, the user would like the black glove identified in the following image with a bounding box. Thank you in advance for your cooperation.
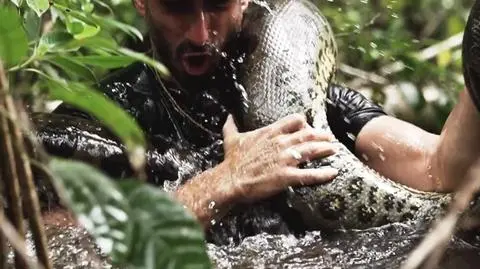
[326,84,387,153]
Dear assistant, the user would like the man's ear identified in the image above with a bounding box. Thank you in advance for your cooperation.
[133,0,146,17]
[240,0,249,12]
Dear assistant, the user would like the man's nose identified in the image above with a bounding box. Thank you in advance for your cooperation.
[186,11,210,46]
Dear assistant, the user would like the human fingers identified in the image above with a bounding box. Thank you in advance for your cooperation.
[278,127,334,147]
[233,166,337,202]
[222,114,239,139]
[280,141,337,166]
[267,113,309,136]
[281,166,338,187]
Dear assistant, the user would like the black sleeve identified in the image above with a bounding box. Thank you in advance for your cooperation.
[326,84,387,153]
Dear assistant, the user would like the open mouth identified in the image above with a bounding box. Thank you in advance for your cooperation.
[182,52,212,76]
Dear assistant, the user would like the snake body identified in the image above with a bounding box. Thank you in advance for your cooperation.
[240,0,466,230]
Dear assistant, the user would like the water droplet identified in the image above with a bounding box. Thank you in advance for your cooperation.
[208,201,216,210]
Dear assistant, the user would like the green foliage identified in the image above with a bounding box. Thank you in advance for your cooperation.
[0,1,210,268]
[0,5,28,67]
[49,159,211,269]
[26,0,49,16]
[1,0,165,164]
[318,0,474,132]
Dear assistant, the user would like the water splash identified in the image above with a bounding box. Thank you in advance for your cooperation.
[207,223,480,269]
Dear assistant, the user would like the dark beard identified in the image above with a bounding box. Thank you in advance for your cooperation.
[146,21,243,92]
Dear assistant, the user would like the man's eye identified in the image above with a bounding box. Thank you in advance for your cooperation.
[162,1,194,14]
[204,0,231,11]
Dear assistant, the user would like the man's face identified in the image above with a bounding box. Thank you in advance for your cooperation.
[134,0,249,80]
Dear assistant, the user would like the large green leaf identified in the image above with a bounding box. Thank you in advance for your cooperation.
[119,181,211,269]
[65,15,101,40]
[36,29,168,78]
[91,14,143,41]
[52,3,98,27]
[23,8,41,41]
[49,159,132,260]
[117,48,170,78]
[49,159,212,269]
[26,0,50,17]
[42,77,146,165]
[37,31,75,55]
[52,2,142,43]
[44,34,117,53]
[0,6,29,67]
[45,55,97,81]
[70,55,135,68]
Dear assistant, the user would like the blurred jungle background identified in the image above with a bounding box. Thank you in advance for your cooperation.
[319,0,473,133]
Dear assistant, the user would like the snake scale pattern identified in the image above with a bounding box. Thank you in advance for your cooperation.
[240,0,474,230]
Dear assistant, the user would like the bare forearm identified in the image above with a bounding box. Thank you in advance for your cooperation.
[174,162,235,229]
[175,160,238,229]
[355,90,480,192]
[355,115,439,191]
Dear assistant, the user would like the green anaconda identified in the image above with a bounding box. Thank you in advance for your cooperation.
[238,0,478,230]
